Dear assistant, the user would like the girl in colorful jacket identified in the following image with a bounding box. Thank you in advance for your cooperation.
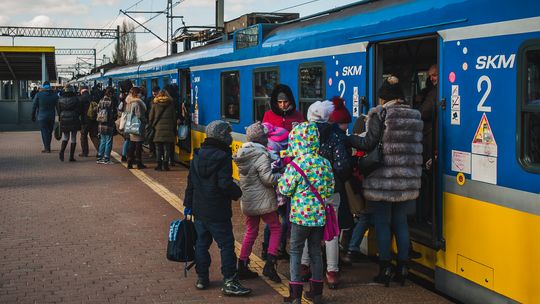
[278,122,334,304]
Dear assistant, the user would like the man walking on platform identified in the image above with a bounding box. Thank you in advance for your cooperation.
[32,81,58,153]
[79,86,99,157]
[183,120,252,296]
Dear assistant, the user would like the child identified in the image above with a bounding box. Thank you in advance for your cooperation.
[261,122,290,260]
[234,122,282,283]
[279,122,334,304]
[183,120,251,296]
[96,87,117,164]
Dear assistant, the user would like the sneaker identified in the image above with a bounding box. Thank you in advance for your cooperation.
[103,160,114,165]
[96,159,105,164]
[222,277,251,296]
[195,277,209,290]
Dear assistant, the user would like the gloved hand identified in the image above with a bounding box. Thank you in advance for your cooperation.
[183,207,192,217]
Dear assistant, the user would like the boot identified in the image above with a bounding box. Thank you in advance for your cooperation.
[277,245,290,260]
[326,271,339,289]
[300,264,311,282]
[237,259,258,280]
[59,140,68,162]
[261,242,268,261]
[127,160,134,169]
[69,143,77,162]
[154,161,162,171]
[304,279,324,304]
[137,162,146,169]
[263,254,281,283]
[283,282,303,304]
[222,275,251,296]
[394,260,408,286]
[163,161,170,171]
[373,260,394,287]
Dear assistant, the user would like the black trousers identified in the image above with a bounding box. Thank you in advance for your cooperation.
[80,122,99,155]
[155,142,171,163]
[128,141,143,163]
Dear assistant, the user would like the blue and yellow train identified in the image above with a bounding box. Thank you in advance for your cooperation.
[75,1,540,303]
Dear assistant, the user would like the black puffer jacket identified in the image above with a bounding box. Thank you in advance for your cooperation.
[58,92,83,132]
[184,138,242,222]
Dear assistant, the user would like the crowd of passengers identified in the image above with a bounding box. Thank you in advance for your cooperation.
[31,79,184,168]
[31,69,437,303]
[183,73,436,303]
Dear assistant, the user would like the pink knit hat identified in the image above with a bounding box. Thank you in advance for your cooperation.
[262,122,289,152]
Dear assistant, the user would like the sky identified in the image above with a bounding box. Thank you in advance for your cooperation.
[0,0,360,75]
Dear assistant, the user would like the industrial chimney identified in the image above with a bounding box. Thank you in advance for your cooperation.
[216,0,224,30]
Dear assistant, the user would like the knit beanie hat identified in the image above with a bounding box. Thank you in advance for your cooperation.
[206,120,233,145]
[329,96,352,123]
[307,100,335,123]
[263,122,289,152]
[42,81,51,89]
[246,122,268,146]
[378,75,404,101]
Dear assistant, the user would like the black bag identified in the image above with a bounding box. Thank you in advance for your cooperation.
[167,217,197,263]
[54,122,62,140]
[357,109,386,176]
[145,107,166,144]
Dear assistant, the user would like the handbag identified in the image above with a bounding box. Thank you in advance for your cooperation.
[357,109,386,176]
[115,111,127,132]
[145,107,166,144]
[124,105,143,135]
[167,216,197,277]
[290,161,339,241]
[53,122,61,141]
[177,124,189,140]
[344,179,365,215]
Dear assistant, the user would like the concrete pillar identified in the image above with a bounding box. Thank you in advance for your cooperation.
[14,80,20,123]
[41,53,48,82]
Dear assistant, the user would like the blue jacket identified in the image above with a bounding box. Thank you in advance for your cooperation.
[32,89,59,121]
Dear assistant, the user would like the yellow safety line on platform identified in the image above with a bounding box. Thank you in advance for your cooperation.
[110,151,306,302]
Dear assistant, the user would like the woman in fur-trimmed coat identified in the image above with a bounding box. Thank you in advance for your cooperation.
[348,75,423,286]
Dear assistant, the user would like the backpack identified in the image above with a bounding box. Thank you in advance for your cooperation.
[96,97,112,123]
[87,101,99,121]
[166,217,197,263]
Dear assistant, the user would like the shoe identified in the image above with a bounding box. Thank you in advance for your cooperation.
[78,153,88,157]
[237,259,258,280]
[326,271,339,289]
[154,161,162,171]
[96,159,105,164]
[300,264,311,282]
[283,282,303,304]
[69,143,77,162]
[137,162,146,169]
[262,254,281,283]
[127,161,134,169]
[195,277,209,290]
[163,162,170,171]
[41,149,50,153]
[394,260,408,286]
[104,160,114,165]
[121,156,127,162]
[261,242,268,261]
[169,160,176,167]
[221,276,251,296]
[304,279,324,304]
[373,260,394,287]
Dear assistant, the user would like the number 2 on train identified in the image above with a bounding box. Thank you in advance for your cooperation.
[477,75,492,112]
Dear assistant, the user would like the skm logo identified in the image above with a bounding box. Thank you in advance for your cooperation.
[475,54,515,69]
[342,65,363,76]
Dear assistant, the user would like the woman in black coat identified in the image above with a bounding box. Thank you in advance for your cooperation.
[57,85,83,162]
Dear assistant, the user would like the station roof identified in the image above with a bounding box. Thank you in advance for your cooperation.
[0,46,57,80]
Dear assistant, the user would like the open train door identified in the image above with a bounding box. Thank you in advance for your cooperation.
[177,69,192,165]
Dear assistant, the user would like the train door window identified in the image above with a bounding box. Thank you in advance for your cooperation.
[518,41,540,172]
[151,78,159,91]
[298,63,325,118]
[374,36,439,245]
[253,68,279,122]
[221,71,240,121]
[163,76,170,87]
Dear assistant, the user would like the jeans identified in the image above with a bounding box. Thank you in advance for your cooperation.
[80,122,99,156]
[38,119,54,151]
[348,212,372,252]
[155,142,171,163]
[194,219,237,280]
[263,203,289,250]
[98,134,113,160]
[290,223,323,282]
[371,200,411,261]
[122,138,130,157]
[239,212,281,261]
[301,204,339,272]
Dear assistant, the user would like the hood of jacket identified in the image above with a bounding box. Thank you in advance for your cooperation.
[234,142,268,176]
[126,95,143,104]
[153,95,171,104]
[270,84,297,116]
[286,122,319,157]
[196,137,232,178]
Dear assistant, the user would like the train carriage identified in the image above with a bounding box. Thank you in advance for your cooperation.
[75,1,540,303]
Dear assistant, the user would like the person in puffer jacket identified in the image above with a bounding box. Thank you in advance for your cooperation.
[279,122,334,304]
[348,75,423,287]
[57,84,83,162]
[234,122,282,283]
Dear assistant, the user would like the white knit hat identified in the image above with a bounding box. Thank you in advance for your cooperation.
[307,100,335,123]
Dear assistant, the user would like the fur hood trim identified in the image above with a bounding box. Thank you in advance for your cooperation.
[153,95,171,104]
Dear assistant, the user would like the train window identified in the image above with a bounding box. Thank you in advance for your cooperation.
[298,63,325,117]
[253,68,279,122]
[518,41,540,171]
[221,71,240,121]
[151,78,159,91]
[163,76,170,87]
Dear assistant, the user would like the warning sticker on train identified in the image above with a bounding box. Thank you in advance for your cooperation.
[471,113,497,157]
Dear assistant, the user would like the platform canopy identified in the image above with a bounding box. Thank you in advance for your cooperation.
[0,46,56,80]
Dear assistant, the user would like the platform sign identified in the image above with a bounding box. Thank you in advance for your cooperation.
[471,113,497,157]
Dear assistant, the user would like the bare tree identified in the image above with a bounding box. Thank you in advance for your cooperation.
[112,20,138,65]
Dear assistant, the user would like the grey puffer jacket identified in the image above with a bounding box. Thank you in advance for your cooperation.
[234,142,280,216]
[364,100,423,202]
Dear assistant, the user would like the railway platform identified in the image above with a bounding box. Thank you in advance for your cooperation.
[0,131,455,304]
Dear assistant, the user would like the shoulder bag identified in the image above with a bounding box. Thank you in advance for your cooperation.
[124,103,143,135]
[290,161,339,241]
[145,107,166,144]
